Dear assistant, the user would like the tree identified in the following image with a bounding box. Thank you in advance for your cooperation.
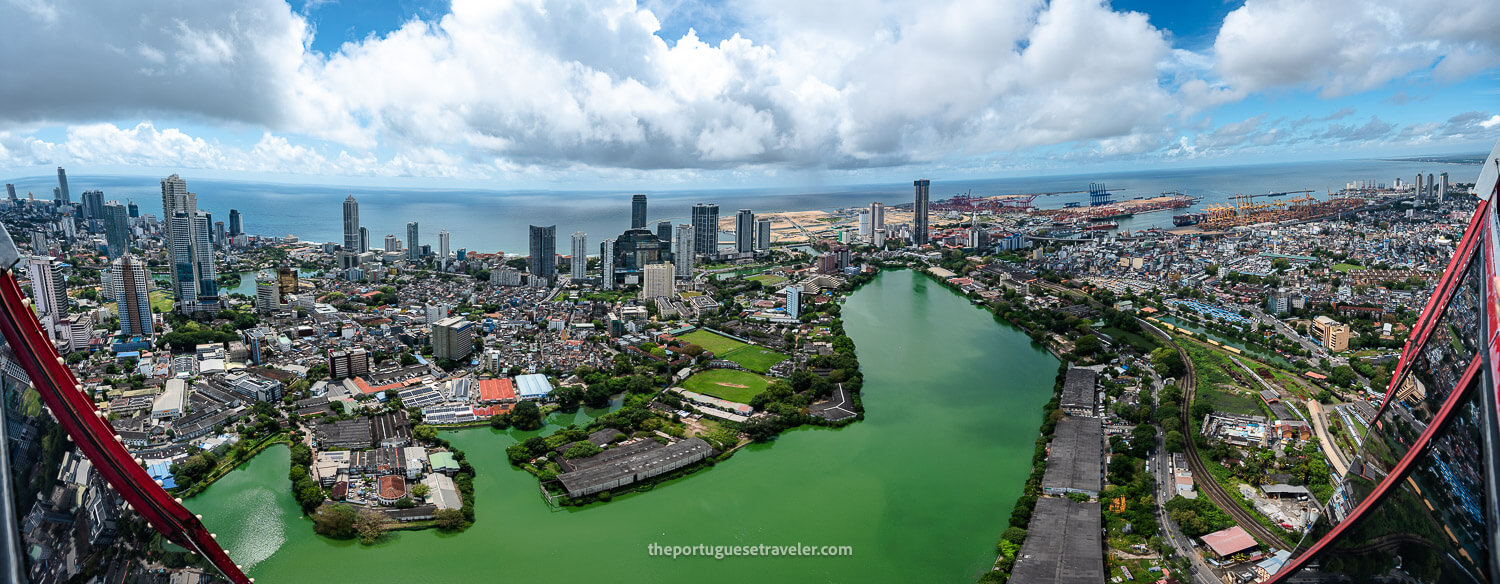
[1150,347,1186,378]
[1165,430,1185,453]
[511,400,543,431]
[1074,334,1101,356]
[400,352,419,367]
[312,504,359,539]
[354,509,389,545]
[410,483,430,499]
[434,508,466,531]
[563,441,603,459]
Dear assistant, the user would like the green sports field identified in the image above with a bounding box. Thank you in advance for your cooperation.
[678,330,789,372]
[678,329,747,354]
[681,369,771,404]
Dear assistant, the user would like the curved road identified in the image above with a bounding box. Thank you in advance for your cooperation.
[1141,320,1290,551]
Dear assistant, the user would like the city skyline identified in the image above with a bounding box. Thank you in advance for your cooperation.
[0,0,1494,190]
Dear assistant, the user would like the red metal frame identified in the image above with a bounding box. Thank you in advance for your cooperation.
[0,269,250,583]
[1267,356,1485,582]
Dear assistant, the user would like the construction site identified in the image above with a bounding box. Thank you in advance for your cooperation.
[1198,191,1366,230]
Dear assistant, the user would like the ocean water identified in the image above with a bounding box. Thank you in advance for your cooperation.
[2,157,1476,253]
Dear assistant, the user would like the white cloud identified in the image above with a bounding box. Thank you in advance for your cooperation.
[0,0,1493,180]
[1214,0,1500,96]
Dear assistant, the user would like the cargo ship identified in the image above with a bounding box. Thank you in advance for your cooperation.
[1173,213,1205,226]
[1084,221,1119,231]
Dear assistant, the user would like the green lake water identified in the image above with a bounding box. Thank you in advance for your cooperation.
[187,269,1058,583]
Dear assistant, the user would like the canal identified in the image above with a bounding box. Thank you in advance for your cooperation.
[187,269,1058,583]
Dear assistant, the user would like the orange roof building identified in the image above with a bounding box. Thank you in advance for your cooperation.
[377,475,407,504]
[478,378,516,403]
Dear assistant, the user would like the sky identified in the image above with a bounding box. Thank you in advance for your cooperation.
[0,0,1497,190]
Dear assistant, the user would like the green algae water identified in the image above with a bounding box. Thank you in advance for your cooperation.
[187,269,1058,583]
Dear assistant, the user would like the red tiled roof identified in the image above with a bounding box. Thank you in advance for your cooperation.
[353,377,377,394]
[478,378,515,402]
[378,475,406,501]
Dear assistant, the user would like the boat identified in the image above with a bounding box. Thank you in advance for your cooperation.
[1090,211,1134,221]
[1084,222,1118,231]
[1173,213,1204,226]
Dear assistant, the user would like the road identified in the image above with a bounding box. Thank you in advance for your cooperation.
[1146,370,1219,584]
[1140,320,1290,552]
[1306,401,1351,476]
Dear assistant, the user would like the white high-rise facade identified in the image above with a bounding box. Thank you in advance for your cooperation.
[439,230,451,260]
[600,238,616,290]
[673,223,694,278]
[27,256,66,335]
[571,231,588,283]
[643,263,674,299]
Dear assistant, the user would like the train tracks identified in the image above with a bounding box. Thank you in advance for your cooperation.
[1140,320,1290,551]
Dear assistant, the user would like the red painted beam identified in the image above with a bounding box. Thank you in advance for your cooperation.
[0,271,251,583]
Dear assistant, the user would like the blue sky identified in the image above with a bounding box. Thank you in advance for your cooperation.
[0,0,1495,189]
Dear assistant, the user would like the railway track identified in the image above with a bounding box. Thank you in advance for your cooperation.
[1140,320,1290,551]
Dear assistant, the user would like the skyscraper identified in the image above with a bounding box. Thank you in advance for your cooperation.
[26,256,66,324]
[870,202,885,232]
[599,238,616,290]
[385,234,399,252]
[529,225,556,283]
[631,194,648,229]
[1440,172,1450,203]
[55,167,70,204]
[110,255,153,337]
[228,209,242,236]
[1427,173,1435,198]
[657,221,672,244]
[342,195,360,255]
[755,218,771,253]
[4,183,14,201]
[692,203,719,260]
[642,263,674,299]
[359,226,370,253]
[103,201,130,260]
[1266,143,1500,583]
[735,209,755,253]
[570,231,588,283]
[913,179,930,245]
[127,201,138,218]
[213,221,227,247]
[439,230,450,260]
[1415,173,1425,197]
[161,175,217,313]
[406,222,420,260]
[858,209,871,238]
[673,223,694,278]
[81,189,104,221]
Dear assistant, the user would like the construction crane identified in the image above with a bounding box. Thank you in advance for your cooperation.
[0,226,253,584]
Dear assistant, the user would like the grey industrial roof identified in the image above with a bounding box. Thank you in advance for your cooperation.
[560,439,662,472]
[557,438,713,496]
[1041,417,1103,494]
[1060,368,1097,410]
[1008,497,1105,584]
[316,418,373,449]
